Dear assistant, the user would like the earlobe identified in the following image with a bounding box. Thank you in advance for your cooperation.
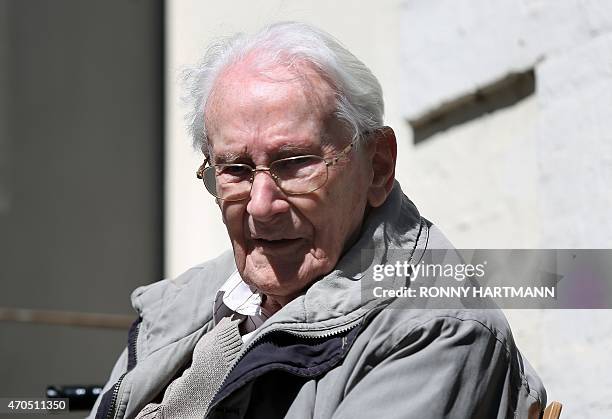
[367,126,397,208]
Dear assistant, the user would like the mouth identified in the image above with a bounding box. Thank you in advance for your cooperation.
[251,237,304,251]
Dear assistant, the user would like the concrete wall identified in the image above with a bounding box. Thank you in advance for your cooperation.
[166,1,612,416]
[398,2,612,417]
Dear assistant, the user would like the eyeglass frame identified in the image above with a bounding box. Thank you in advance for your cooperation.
[196,138,358,201]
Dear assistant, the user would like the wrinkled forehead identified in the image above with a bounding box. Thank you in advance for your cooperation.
[203,58,346,157]
[208,52,337,111]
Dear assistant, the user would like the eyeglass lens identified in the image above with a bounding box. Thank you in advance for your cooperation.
[203,155,329,200]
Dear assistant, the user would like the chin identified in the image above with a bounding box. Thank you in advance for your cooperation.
[243,264,299,292]
[242,260,316,298]
[235,247,335,296]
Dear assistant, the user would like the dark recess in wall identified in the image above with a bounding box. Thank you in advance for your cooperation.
[409,69,535,144]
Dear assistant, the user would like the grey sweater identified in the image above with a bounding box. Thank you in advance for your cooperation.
[135,316,243,419]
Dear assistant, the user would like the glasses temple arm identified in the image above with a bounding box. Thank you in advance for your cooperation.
[196,158,210,179]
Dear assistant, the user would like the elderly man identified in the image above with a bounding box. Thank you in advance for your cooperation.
[89,22,545,419]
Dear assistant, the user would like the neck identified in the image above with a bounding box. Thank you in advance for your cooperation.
[261,294,287,315]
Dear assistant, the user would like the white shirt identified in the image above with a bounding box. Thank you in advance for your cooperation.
[212,271,271,343]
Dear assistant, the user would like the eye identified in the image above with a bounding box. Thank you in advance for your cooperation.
[273,156,320,178]
[216,165,251,182]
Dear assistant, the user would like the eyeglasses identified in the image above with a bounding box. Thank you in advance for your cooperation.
[196,140,356,201]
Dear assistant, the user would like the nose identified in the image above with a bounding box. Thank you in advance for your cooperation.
[246,171,290,220]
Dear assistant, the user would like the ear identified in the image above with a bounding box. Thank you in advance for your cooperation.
[366,126,397,208]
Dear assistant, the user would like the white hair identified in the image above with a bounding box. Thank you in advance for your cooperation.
[183,21,385,156]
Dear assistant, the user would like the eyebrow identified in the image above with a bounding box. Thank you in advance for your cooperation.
[212,143,320,164]
[272,143,319,159]
[212,151,247,164]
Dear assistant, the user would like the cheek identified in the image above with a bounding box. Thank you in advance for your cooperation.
[326,174,368,239]
[220,203,247,244]
[222,205,250,271]
[311,184,363,253]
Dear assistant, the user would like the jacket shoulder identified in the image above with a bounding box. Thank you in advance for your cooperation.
[365,306,546,417]
[127,250,237,356]
[130,250,236,314]
[370,305,515,355]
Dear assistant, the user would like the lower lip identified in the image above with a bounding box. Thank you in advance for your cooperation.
[252,238,305,254]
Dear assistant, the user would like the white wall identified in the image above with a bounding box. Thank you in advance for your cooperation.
[398,2,612,417]
[399,0,612,249]
[166,1,612,416]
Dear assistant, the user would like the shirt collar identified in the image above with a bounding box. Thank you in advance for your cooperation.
[213,271,264,324]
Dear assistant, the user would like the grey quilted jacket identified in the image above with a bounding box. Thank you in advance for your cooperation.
[88,182,546,419]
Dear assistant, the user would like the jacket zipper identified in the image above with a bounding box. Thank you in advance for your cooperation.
[105,373,126,419]
[206,303,388,417]
[105,321,140,419]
